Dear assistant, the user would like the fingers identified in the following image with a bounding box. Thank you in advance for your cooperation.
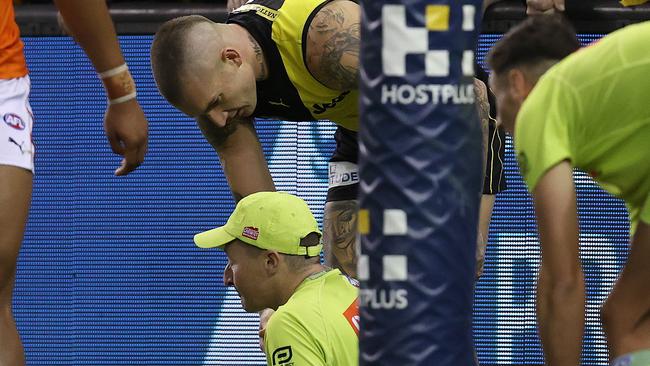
[526,0,538,13]
[526,0,544,14]
[527,6,554,14]
[258,325,266,353]
[106,131,125,156]
[258,334,265,353]
[105,102,148,176]
[526,0,564,14]
[257,308,273,352]
[114,140,146,176]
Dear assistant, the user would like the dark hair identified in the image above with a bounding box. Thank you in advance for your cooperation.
[150,15,212,105]
[487,15,580,74]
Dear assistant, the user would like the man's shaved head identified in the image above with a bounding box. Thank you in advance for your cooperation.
[150,15,221,107]
[151,16,260,128]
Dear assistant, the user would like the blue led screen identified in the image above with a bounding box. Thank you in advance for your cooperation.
[15,34,628,365]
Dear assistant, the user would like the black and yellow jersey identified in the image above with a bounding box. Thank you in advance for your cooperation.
[227,0,359,131]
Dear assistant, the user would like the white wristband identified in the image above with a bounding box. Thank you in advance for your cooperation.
[109,91,137,105]
[99,64,129,79]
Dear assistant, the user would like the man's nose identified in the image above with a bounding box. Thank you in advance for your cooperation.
[223,263,234,286]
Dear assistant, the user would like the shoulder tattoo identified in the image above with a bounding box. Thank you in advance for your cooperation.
[307,4,360,90]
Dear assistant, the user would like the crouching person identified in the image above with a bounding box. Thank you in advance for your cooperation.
[194,192,359,366]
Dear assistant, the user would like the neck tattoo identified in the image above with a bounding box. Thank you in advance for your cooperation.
[248,33,267,80]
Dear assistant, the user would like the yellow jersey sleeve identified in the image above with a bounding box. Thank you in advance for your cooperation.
[514,73,580,193]
[264,310,326,366]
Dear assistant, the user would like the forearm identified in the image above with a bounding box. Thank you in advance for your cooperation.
[474,78,490,176]
[218,130,275,201]
[323,200,358,277]
[533,162,585,365]
[54,0,125,72]
[476,194,495,279]
[198,118,275,202]
[537,265,585,365]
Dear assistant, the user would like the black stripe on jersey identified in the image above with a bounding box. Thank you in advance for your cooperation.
[227,0,314,121]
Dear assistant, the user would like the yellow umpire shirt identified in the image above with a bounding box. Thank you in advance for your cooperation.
[264,269,359,366]
[515,21,650,232]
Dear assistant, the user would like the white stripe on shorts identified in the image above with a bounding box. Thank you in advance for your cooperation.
[0,75,35,173]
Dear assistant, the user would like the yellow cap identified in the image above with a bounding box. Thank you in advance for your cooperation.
[194,192,322,257]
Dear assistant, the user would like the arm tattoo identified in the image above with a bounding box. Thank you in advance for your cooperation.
[474,78,490,174]
[323,200,358,276]
[312,6,345,34]
[308,7,360,90]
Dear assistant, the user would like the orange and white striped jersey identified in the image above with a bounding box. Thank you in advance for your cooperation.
[0,0,28,79]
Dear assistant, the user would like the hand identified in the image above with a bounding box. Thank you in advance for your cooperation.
[258,308,275,353]
[526,0,565,14]
[104,99,148,176]
[227,0,248,12]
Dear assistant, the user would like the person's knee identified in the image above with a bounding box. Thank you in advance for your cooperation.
[602,299,650,357]
[601,297,618,334]
[0,246,19,297]
[0,267,16,309]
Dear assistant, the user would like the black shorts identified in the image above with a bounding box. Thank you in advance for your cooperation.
[326,124,507,202]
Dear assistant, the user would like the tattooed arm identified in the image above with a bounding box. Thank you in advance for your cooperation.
[305,0,360,91]
[474,78,490,174]
[323,200,358,277]
[197,116,275,202]
[474,78,492,279]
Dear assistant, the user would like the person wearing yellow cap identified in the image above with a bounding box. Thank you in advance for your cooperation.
[487,15,650,366]
[194,191,359,366]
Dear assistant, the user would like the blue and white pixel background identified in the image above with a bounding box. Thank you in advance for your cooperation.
[14,34,627,365]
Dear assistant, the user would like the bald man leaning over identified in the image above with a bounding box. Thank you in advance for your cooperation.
[150,0,502,279]
[150,0,503,355]
[151,0,363,278]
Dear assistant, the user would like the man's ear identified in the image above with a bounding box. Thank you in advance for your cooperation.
[507,68,527,101]
[507,68,536,101]
[263,251,281,275]
[222,48,243,67]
